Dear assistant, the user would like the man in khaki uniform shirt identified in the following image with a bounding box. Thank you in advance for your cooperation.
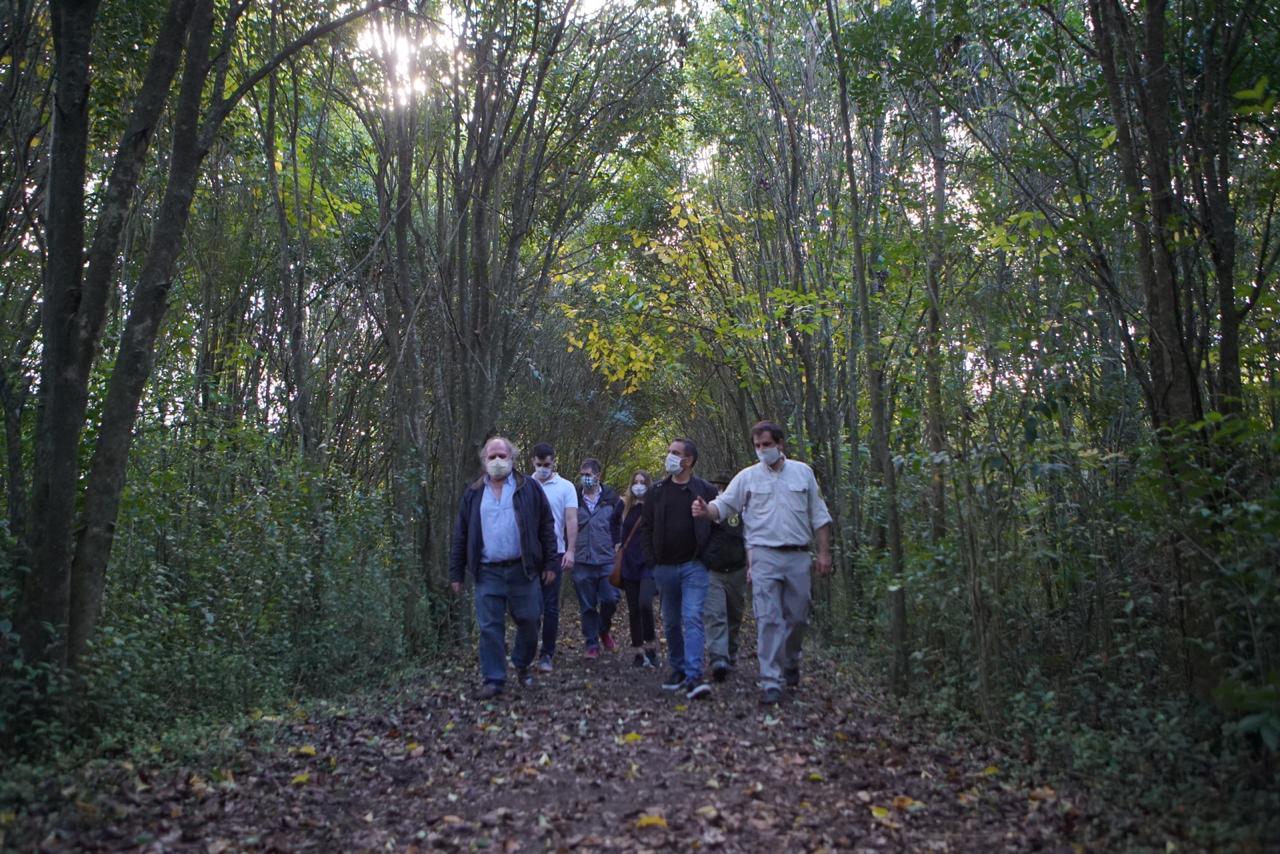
[692,421,832,705]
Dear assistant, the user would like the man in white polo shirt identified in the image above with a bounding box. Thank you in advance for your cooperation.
[692,421,832,705]
[530,442,578,672]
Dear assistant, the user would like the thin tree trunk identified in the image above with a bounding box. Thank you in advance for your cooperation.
[824,0,908,697]
[0,368,29,538]
[261,15,316,460]
[924,35,947,544]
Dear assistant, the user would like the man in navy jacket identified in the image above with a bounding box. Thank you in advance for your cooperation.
[450,436,558,698]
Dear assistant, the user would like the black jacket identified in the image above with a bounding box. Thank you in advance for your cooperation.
[639,474,718,567]
[702,516,747,572]
[448,472,558,584]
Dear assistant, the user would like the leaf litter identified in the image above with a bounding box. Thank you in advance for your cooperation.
[8,606,1089,851]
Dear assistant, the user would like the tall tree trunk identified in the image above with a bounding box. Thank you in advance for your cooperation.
[262,46,317,460]
[390,98,428,649]
[1186,2,1262,416]
[17,0,203,665]
[924,23,947,544]
[17,0,100,666]
[64,0,381,665]
[825,0,908,697]
[67,0,217,666]
[0,367,29,539]
[1088,0,1202,429]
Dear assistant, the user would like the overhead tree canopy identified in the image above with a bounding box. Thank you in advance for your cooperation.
[0,0,1277,836]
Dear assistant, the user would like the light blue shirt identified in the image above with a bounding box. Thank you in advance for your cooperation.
[480,473,520,562]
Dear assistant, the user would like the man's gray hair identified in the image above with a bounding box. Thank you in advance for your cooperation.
[479,435,519,462]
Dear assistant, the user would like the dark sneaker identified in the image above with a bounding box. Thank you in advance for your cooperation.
[644,648,660,668]
[517,669,534,689]
[537,655,553,673]
[478,683,503,700]
[601,631,618,652]
[661,670,687,691]
[784,667,800,688]
[686,681,712,701]
[760,687,782,705]
[711,664,731,683]
[584,645,600,660]
[633,652,647,667]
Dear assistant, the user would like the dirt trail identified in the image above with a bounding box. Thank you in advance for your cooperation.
[14,601,1081,851]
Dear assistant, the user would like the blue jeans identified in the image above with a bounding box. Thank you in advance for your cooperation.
[475,563,542,685]
[538,557,564,659]
[653,560,710,681]
[572,563,619,646]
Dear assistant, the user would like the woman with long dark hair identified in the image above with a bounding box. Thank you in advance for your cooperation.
[619,471,658,667]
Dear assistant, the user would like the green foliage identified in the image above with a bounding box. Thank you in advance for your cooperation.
[0,1,1276,846]
[1,420,428,757]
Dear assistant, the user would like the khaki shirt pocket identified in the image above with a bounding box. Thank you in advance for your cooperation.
[783,484,808,512]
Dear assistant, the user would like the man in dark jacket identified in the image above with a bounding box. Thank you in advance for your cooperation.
[450,436,558,699]
[572,458,623,658]
[640,438,718,700]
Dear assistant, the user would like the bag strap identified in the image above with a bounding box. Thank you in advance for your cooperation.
[619,513,642,552]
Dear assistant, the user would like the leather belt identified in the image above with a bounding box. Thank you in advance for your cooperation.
[762,544,808,552]
[481,557,521,568]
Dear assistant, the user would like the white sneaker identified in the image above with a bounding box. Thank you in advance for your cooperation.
[685,681,711,701]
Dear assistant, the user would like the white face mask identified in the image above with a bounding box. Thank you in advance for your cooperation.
[631,483,647,497]
[486,458,513,479]
[664,453,683,475]
[756,446,782,466]
[533,465,553,480]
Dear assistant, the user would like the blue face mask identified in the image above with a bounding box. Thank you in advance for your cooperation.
[580,475,597,489]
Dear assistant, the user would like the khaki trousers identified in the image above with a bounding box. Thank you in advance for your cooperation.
[705,567,747,669]
[750,547,810,690]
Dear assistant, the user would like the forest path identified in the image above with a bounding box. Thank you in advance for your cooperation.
[20,600,1082,852]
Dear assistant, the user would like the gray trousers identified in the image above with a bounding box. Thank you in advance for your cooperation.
[750,547,811,690]
[704,567,747,669]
